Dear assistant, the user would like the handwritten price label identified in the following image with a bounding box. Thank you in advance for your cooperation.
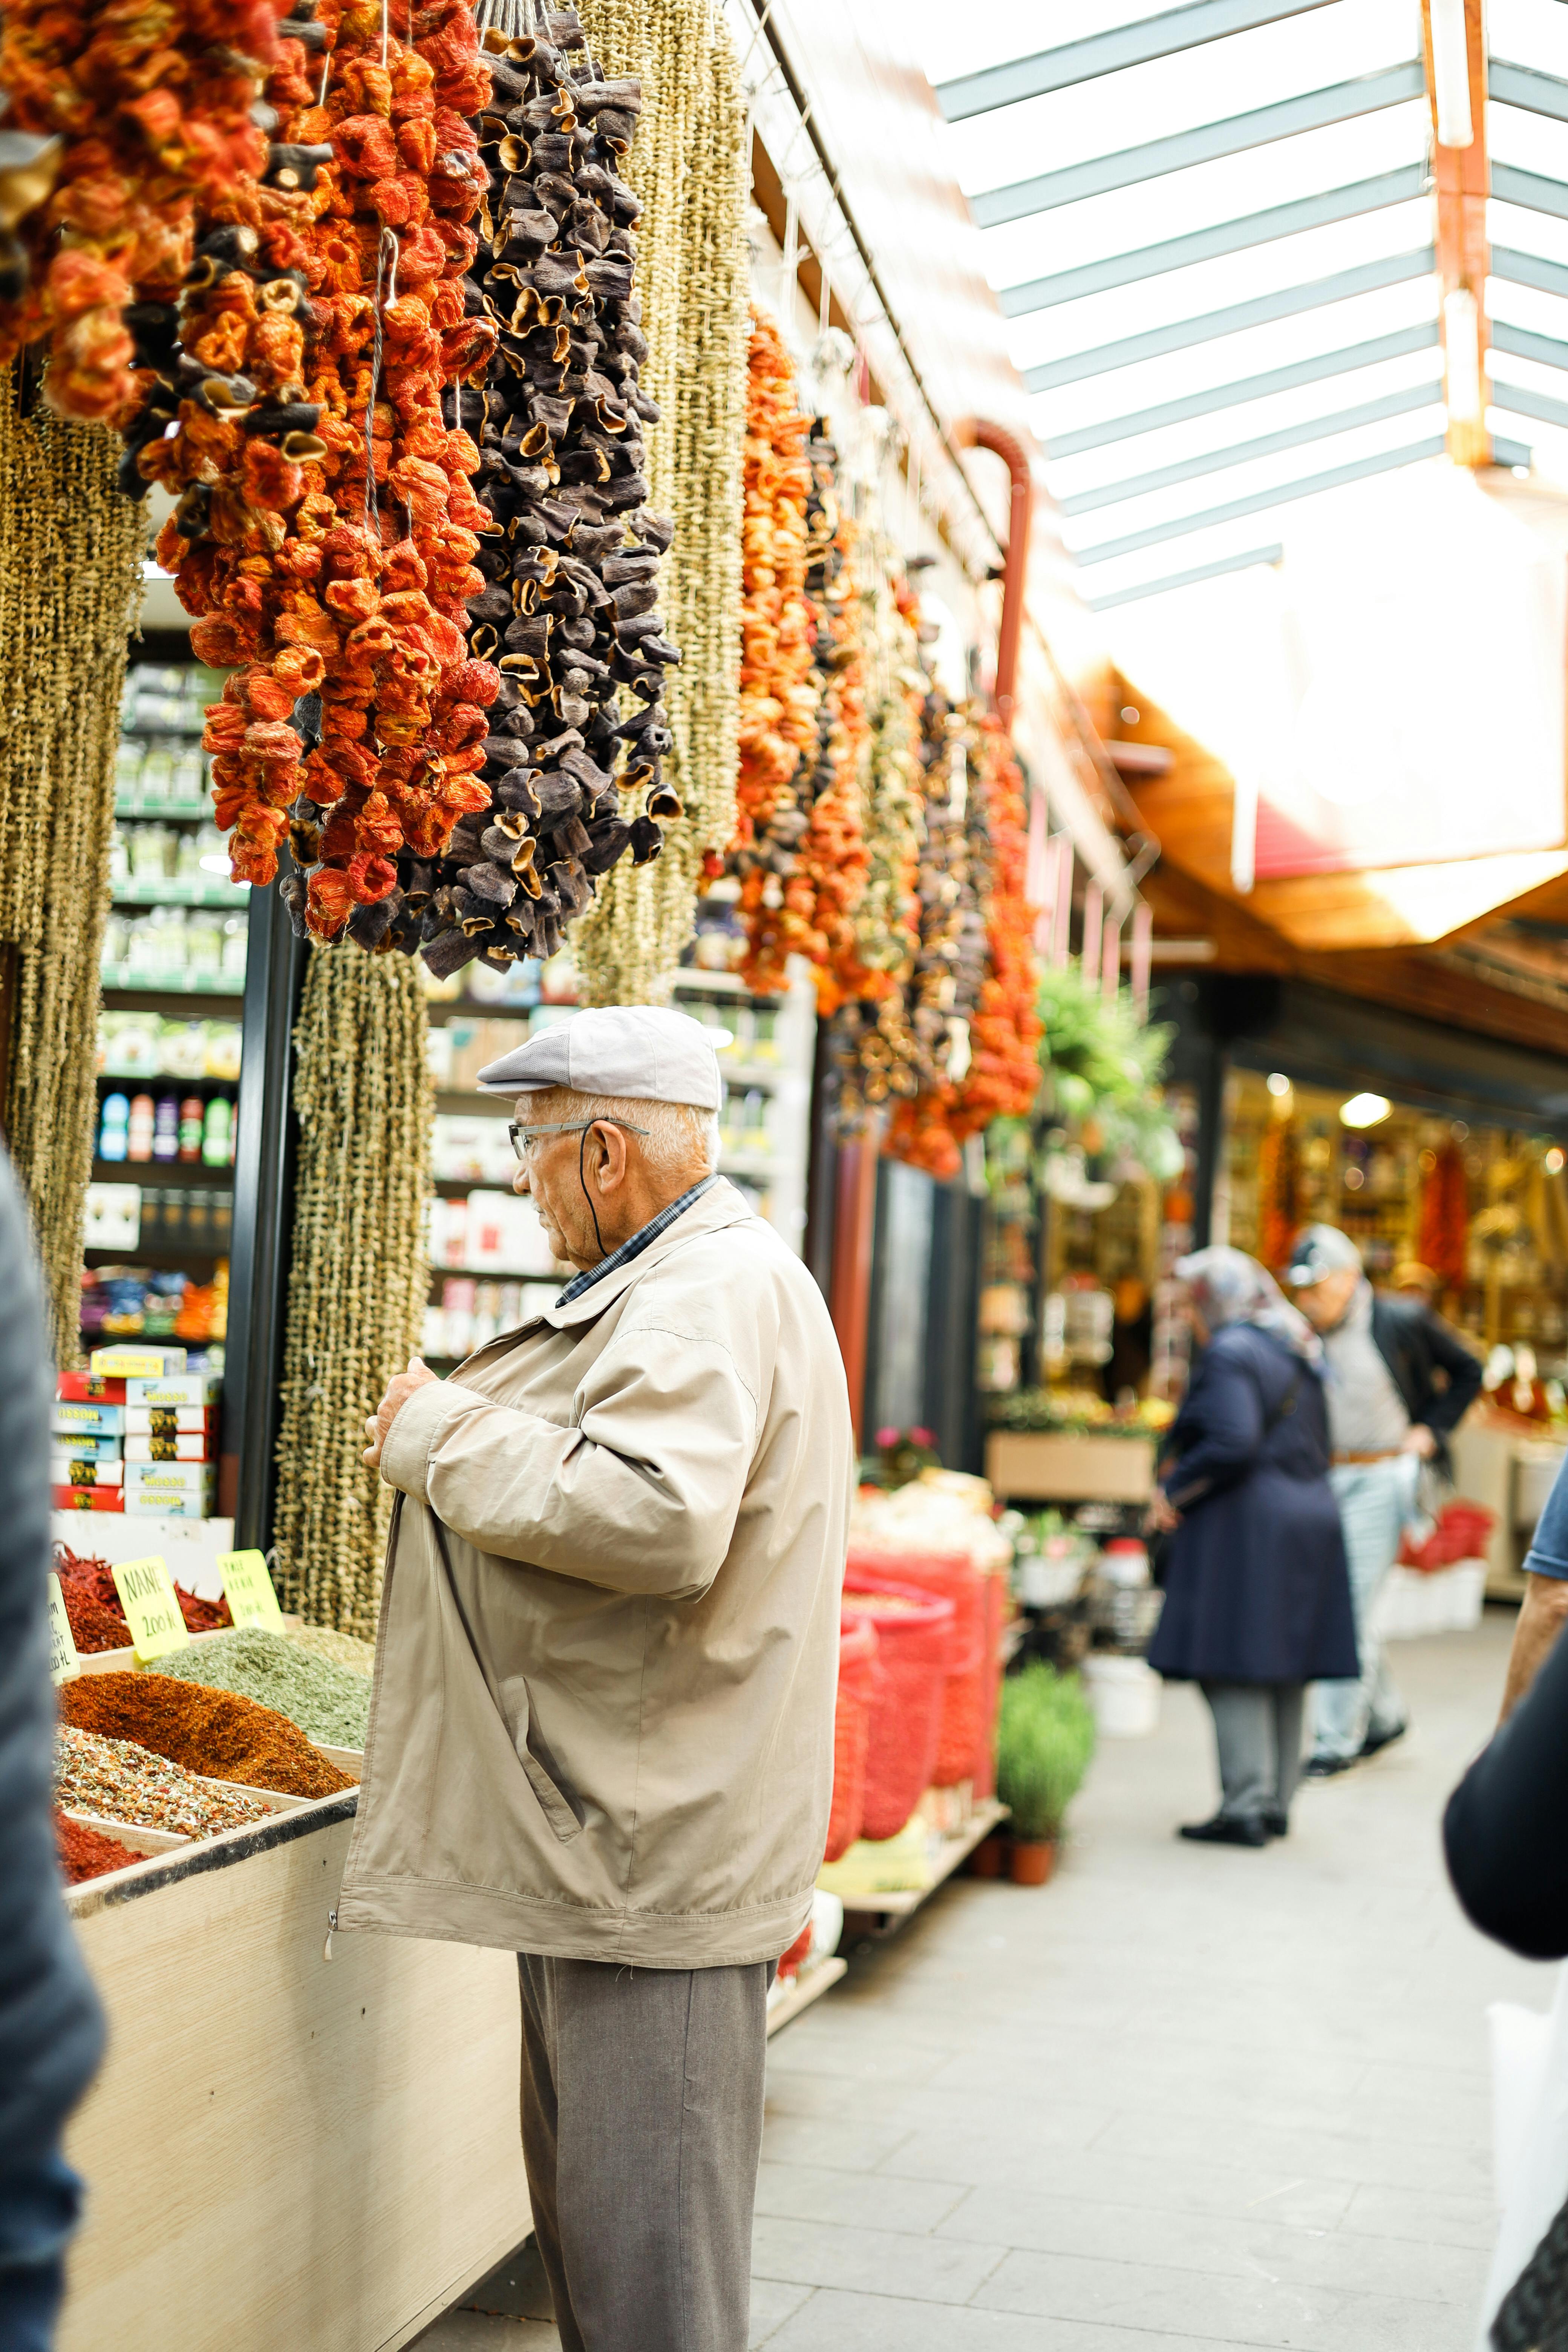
[110,1556,190,1663]
[46,1574,80,1684]
[217,1549,284,1632]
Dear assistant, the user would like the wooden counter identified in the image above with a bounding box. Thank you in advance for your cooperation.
[60,1795,530,2352]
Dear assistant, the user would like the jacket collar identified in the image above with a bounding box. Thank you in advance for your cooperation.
[542,1177,755,1327]
[448,1180,756,1383]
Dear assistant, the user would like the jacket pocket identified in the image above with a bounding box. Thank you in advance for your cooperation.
[426,1508,584,1845]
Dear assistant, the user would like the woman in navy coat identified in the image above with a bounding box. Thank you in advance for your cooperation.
[1147,1246,1358,1848]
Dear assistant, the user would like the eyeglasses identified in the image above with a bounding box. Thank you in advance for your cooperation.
[508,1116,650,1162]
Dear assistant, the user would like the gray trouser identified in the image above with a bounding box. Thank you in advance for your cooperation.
[1311,1456,1415,1761]
[517,1951,770,2352]
[1200,1680,1305,1821]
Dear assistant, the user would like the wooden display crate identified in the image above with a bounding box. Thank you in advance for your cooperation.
[985,1429,1156,1505]
[60,1795,530,2352]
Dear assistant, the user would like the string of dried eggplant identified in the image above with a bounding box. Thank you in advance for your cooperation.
[413,1,680,983]
[0,375,142,1359]
[271,945,430,1632]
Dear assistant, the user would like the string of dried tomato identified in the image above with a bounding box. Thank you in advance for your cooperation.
[951,714,1041,1138]
[0,0,283,420]
[139,0,501,944]
[730,306,815,853]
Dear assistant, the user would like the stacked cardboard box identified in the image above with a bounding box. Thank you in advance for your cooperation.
[52,1349,220,1517]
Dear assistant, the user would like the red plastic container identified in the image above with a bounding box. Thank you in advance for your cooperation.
[826,1612,881,1863]
[1399,1499,1496,1572]
[974,1568,1011,1800]
[840,1574,956,1841]
[847,1551,984,1788]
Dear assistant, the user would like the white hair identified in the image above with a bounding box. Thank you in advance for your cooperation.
[523,1086,719,1182]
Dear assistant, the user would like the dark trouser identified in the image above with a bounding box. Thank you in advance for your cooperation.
[1200,1680,1305,1822]
[517,1952,770,2352]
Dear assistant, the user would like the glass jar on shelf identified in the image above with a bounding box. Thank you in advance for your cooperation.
[136,743,174,807]
[129,822,175,879]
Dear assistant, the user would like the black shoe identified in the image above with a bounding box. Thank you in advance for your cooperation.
[1179,1814,1268,1848]
[1263,1809,1288,1838]
[1360,1722,1408,1761]
[1302,1752,1357,1779]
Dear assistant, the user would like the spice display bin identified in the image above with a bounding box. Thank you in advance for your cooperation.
[60,1794,530,2352]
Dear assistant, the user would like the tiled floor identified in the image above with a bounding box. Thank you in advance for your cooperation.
[413,1612,1544,2349]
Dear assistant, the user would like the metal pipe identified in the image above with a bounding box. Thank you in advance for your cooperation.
[952,416,1034,730]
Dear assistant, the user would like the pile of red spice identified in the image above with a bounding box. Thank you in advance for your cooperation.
[57,1672,354,1800]
[53,1545,232,1652]
[54,1808,137,1886]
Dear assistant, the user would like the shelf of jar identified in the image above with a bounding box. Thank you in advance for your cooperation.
[118,716,206,739]
[100,968,245,997]
[112,878,250,908]
[115,798,212,821]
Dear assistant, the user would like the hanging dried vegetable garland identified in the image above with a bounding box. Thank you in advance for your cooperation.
[411,2,680,983]
[1417,1137,1468,1290]
[137,0,502,945]
[568,0,747,1003]
[271,947,429,1633]
[0,374,142,1360]
[950,713,1041,1135]
[0,0,282,421]
[730,306,814,853]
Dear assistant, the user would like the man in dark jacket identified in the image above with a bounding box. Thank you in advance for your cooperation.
[0,1149,103,2344]
[1286,1224,1482,1775]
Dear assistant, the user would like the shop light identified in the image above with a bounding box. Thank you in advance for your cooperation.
[1443,290,1483,427]
[1340,1092,1392,1129]
[1547,1147,1565,1175]
[1430,0,1474,149]
[198,854,231,873]
[1266,1072,1292,1097]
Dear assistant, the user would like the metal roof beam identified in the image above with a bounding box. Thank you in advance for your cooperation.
[936,0,1337,124]
[1072,433,1537,566]
[1490,380,1568,434]
[999,166,1427,319]
[1085,543,1284,610]
[1490,60,1568,123]
[972,63,1425,229]
[1041,323,1442,456]
[1492,245,1568,302]
[1024,248,1436,393]
[1057,381,1444,514]
[1491,162,1568,223]
[1492,319,1568,371]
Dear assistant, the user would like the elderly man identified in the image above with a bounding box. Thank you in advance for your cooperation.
[1286,1223,1481,1776]
[337,1004,853,2352]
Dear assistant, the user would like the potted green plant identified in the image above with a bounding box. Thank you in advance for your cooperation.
[996,1662,1097,1885]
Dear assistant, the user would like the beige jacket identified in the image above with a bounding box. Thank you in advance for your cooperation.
[335,1181,854,1967]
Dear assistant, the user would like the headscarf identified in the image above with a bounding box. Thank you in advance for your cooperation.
[1174,1245,1325,1370]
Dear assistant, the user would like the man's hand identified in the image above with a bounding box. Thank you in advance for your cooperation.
[363,1357,438,1468]
[1401,1423,1438,1459]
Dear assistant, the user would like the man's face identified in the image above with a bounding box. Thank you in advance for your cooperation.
[511,1109,596,1269]
[1294,1263,1360,1331]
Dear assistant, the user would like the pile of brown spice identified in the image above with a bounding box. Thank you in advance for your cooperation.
[55,1807,140,1886]
[57,1672,354,1799]
[53,1545,232,1651]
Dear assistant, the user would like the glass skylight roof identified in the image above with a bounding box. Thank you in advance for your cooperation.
[916,0,1568,609]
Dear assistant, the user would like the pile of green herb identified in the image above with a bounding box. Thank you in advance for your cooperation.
[152,1627,369,1750]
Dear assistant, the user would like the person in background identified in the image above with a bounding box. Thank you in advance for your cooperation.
[0,1149,104,2346]
[1146,1247,1357,1848]
[1498,1446,1568,1718]
[1390,1261,1442,1304]
[1286,1224,1482,1777]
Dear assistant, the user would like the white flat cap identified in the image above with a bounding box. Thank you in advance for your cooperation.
[476,1004,722,1112]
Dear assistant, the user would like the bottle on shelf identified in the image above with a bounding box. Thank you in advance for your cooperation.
[99,1093,130,1162]
[152,1094,180,1163]
[178,1097,204,1162]
[127,1093,154,1163]
[201,1096,231,1167]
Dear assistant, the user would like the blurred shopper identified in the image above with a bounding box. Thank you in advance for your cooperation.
[348,1007,853,2352]
[0,1150,103,2347]
[1147,1247,1357,1848]
[1499,1446,1568,1718]
[1287,1225,1482,1775]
